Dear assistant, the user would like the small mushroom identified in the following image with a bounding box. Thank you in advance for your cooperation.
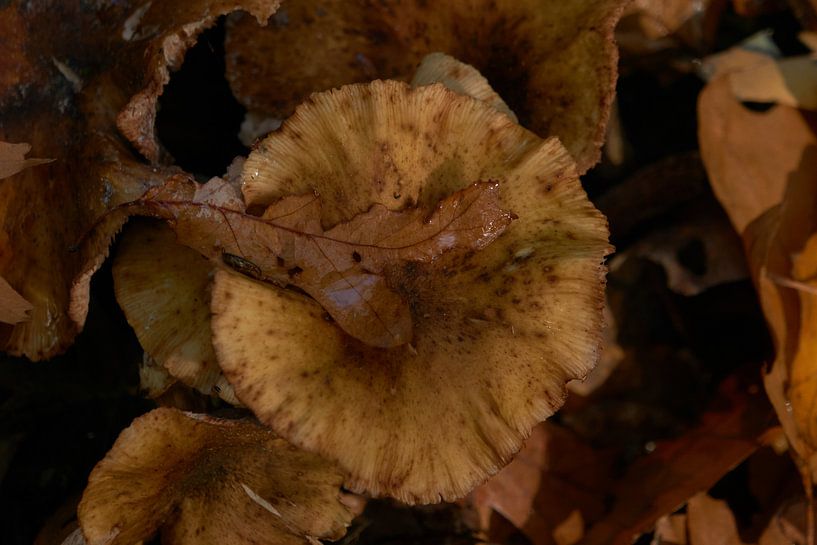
[213,81,611,503]
[113,219,240,405]
[410,53,517,122]
[225,0,627,172]
[78,408,353,545]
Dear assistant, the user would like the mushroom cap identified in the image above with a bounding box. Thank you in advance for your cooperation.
[78,408,352,545]
[213,81,610,503]
[225,0,626,172]
[113,220,239,405]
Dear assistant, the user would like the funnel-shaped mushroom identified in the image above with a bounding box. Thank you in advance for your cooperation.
[212,81,610,503]
[78,408,353,545]
[225,0,627,172]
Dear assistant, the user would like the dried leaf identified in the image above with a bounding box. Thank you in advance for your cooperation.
[224,0,627,173]
[0,141,52,180]
[610,205,748,296]
[617,0,717,54]
[748,176,817,475]
[687,494,745,545]
[0,275,32,324]
[728,56,817,112]
[582,374,775,545]
[471,424,611,545]
[700,57,817,482]
[115,177,513,348]
[653,514,688,545]
[699,77,817,233]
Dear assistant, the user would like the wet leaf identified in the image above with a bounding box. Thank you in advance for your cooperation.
[581,374,775,545]
[113,177,513,348]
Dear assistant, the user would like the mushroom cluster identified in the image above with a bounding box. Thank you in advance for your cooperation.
[1,0,622,542]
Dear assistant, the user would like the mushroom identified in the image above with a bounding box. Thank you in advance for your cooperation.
[78,408,353,545]
[212,80,611,503]
[110,56,517,399]
[113,219,240,405]
[225,0,627,172]
[410,53,517,123]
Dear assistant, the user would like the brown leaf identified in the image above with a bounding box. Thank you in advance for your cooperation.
[581,374,775,545]
[0,141,52,180]
[616,0,720,54]
[747,171,817,477]
[653,514,688,545]
[471,423,611,545]
[687,494,745,545]
[699,77,817,234]
[0,275,32,324]
[700,60,817,482]
[115,177,513,348]
[0,0,279,359]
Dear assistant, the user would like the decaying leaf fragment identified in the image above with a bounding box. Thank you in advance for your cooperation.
[78,408,353,545]
[0,0,281,360]
[0,141,52,180]
[225,0,627,172]
[410,53,517,123]
[211,81,610,503]
[687,493,745,545]
[117,175,513,348]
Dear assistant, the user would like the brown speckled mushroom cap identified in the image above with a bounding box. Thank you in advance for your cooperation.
[212,81,610,504]
[78,408,352,545]
[225,0,627,172]
[113,220,239,405]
